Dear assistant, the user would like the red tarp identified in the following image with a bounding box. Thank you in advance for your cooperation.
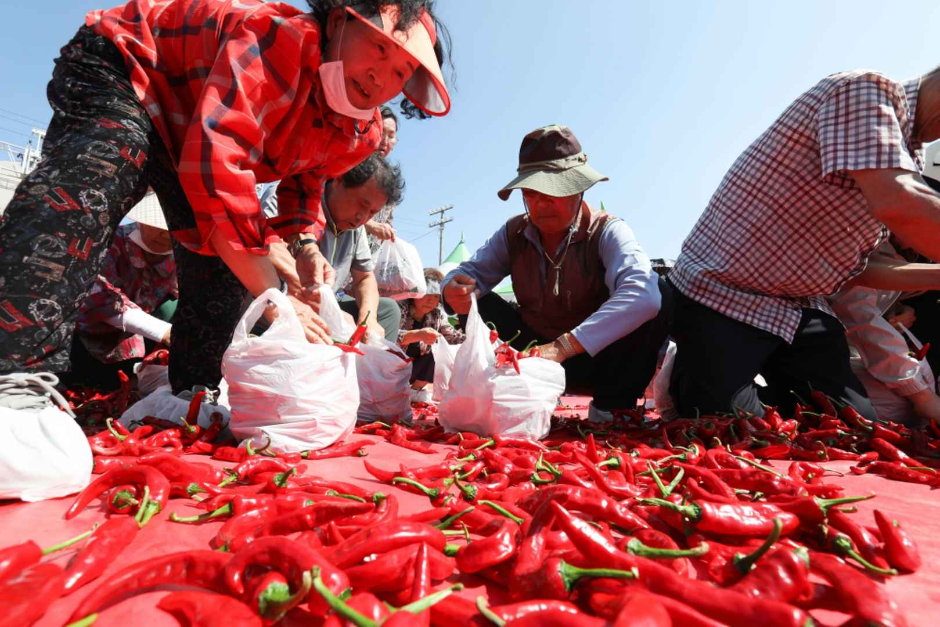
[2,423,939,625]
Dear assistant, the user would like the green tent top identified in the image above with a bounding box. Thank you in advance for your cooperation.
[493,281,514,295]
[443,233,472,265]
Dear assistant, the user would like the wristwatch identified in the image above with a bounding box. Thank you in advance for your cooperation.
[288,237,318,258]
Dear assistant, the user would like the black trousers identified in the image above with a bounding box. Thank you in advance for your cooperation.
[0,26,248,393]
[462,293,668,410]
[665,279,876,421]
[406,343,435,384]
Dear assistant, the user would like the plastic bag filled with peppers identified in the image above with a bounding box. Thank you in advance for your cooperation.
[439,294,565,440]
[222,288,359,452]
[373,237,427,301]
[318,287,413,423]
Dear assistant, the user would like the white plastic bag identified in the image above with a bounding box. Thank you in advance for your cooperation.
[431,336,459,403]
[374,238,427,301]
[438,295,565,440]
[0,406,93,502]
[221,288,359,452]
[318,287,413,422]
[133,362,170,397]
[120,388,231,430]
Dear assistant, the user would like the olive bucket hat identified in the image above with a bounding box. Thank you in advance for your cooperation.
[497,124,608,201]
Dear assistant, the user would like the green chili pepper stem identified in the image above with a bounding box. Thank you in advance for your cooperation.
[596,456,621,470]
[453,478,478,502]
[443,544,460,557]
[793,545,810,568]
[530,471,556,485]
[273,467,296,488]
[734,456,785,477]
[666,467,686,494]
[476,597,506,627]
[504,329,522,345]
[732,518,782,575]
[442,529,468,536]
[832,537,898,576]
[521,339,540,353]
[638,497,700,522]
[648,461,672,497]
[453,453,476,463]
[258,572,311,621]
[816,494,875,515]
[65,615,98,627]
[559,560,638,592]
[474,439,496,451]
[635,466,671,477]
[41,526,97,555]
[325,490,367,503]
[535,454,561,477]
[170,502,233,524]
[626,538,709,559]
[396,583,465,615]
[186,483,208,497]
[111,489,138,508]
[372,493,387,505]
[134,485,151,526]
[311,567,377,627]
[217,471,238,488]
[105,418,127,442]
[435,506,474,530]
[391,476,439,499]
[479,500,524,525]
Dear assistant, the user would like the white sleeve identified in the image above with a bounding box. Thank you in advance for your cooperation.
[104,308,171,343]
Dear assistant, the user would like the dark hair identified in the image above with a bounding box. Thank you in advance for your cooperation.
[423,267,444,282]
[335,153,405,206]
[380,105,399,128]
[307,0,455,120]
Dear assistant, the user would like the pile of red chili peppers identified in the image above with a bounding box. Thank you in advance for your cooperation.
[4,388,934,626]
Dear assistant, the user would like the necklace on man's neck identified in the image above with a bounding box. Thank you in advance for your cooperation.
[541,224,577,297]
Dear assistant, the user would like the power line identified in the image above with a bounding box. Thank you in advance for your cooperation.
[0,107,47,126]
[0,125,33,138]
[0,113,41,129]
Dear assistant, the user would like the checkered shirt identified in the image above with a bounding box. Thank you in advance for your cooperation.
[669,71,923,342]
[87,0,381,255]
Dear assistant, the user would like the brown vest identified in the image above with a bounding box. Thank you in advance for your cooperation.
[507,207,618,339]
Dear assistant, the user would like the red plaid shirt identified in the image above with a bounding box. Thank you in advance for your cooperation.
[670,71,923,342]
[87,0,382,255]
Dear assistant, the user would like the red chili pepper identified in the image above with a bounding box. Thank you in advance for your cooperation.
[455,518,520,573]
[519,484,649,532]
[0,527,94,585]
[231,538,350,617]
[63,517,139,595]
[809,390,837,416]
[828,509,892,571]
[66,466,170,525]
[213,446,250,463]
[586,586,725,626]
[348,313,369,346]
[640,496,800,537]
[344,543,455,592]
[874,509,921,573]
[214,506,280,550]
[0,562,66,627]
[773,493,873,523]
[853,461,937,485]
[228,500,373,552]
[69,551,231,624]
[157,590,262,627]
[323,521,447,569]
[915,342,931,361]
[811,553,907,626]
[551,502,813,627]
[138,452,225,485]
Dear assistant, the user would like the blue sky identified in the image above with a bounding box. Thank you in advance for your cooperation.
[2,0,938,269]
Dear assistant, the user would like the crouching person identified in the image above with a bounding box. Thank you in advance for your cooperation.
[443,125,667,422]
[263,154,404,341]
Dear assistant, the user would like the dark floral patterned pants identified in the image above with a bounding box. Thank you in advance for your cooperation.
[0,26,247,393]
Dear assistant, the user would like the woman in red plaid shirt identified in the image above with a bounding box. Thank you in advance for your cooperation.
[0,0,453,413]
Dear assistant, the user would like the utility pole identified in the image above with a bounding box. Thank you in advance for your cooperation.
[428,204,454,265]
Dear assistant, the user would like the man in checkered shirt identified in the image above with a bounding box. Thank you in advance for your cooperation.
[666,66,940,422]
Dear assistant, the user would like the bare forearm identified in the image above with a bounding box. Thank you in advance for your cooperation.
[850,256,940,291]
[353,274,380,325]
[210,229,280,297]
[866,173,940,261]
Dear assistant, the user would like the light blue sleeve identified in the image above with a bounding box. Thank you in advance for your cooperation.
[570,220,662,356]
[258,182,281,219]
[442,225,512,298]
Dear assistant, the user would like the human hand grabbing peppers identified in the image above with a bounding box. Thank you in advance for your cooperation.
[443,275,479,315]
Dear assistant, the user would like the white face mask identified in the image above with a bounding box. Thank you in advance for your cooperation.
[318,15,377,121]
[129,228,172,255]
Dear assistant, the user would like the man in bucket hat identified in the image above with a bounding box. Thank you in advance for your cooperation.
[443,125,668,422]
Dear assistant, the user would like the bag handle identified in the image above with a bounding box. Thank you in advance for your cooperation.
[317,285,355,340]
[232,288,305,344]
